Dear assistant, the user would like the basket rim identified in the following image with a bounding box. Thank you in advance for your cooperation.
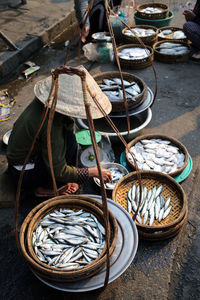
[125,133,189,177]
[19,195,118,280]
[153,40,191,56]
[93,71,147,109]
[137,2,169,12]
[138,205,188,240]
[117,44,154,65]
[112,170,188,231]
[122,25,159,36]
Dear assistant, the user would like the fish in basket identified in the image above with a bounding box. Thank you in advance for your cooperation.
[125,134,189,177]
[116,44,154,69]
[112,171,188,241]
[136,3,169,20]
[19,196,118,282]
[153,41,191,63]
[158,27,187,41]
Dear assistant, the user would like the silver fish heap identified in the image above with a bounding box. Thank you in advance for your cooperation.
[158,30,186,40]
[32,209,106,269]
[127,183,172,226]
[95,167,125,189]
[156,42,189,55]
[127,138,185,174]
[118,47,150,60]
[99,77,142,102]
[124,28,156,38]
[140,7,163,14]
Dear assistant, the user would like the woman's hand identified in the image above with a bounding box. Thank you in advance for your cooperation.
[88,166,112,183]
[81,26,90,43]
[183,9,196,21]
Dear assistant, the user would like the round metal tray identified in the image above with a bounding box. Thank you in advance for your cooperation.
[109,87,153,118]
[33,194,138,292]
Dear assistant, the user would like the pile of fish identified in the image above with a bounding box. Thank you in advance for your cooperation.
[32,208,106,269]
[158,29,186,40]
[127,183,172,226]
[118,47,151,60]
[99,77,142,102]
[95,167,126,189]
[124,28,156,38]
[155,42,189,55]
[140,7,163,14]
[127,138,185,174]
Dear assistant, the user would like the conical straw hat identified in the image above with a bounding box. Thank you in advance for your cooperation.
[34,66,112,119]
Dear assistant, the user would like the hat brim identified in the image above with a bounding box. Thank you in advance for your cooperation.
[34,66,112,119]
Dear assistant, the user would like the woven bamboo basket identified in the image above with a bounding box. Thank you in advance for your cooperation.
[136,3,169,20]
[112,171,187,238]
[153,40,191,63]
[117,44,154,70]
[137,205,188,241]
[19,195,118,282]
[93,71,147,113]
[122,25,158,46]
[158,26,188,42]
[125,134,189,177]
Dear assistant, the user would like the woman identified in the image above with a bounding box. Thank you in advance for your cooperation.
[74,0,122,43]
[6,66,112,198]
[183,0,200,59]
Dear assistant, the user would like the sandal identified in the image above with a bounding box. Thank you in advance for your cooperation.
[191,51,200,60]
[35,183,79,198]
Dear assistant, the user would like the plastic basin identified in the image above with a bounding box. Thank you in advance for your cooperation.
[134,11,174,28]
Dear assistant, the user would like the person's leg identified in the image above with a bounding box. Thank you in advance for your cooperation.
[183,21,200,50]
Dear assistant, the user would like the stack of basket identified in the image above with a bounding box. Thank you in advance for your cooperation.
[134,3,173,29]
[19,195,118,282]
[112,171,188,241]
[112,134,189,241]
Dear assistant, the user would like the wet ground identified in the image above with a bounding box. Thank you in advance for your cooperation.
[1,2,200,299]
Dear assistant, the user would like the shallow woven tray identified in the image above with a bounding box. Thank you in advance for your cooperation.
[117,44,154,70]
[19,195,118,282]
[153,40,191,63]
[125,134,189,177]
[122,25,158,46]
[137,205,188,240]
[136,3,169,20]
[93,71,147,112]
[112,171,187,236]
[158,26,188,42]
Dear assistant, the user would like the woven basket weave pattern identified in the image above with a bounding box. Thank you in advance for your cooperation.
[112,171,187,238]
[136,3,169,20]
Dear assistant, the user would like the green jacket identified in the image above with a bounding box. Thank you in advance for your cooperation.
[7,98,78,183]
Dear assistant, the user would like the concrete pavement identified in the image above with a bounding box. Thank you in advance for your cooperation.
[0,0,79,79]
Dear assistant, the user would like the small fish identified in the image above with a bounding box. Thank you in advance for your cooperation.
[163,206,172,219]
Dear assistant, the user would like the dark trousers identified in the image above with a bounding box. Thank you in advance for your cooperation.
[88,0,122,36]
[7,131,78,190]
